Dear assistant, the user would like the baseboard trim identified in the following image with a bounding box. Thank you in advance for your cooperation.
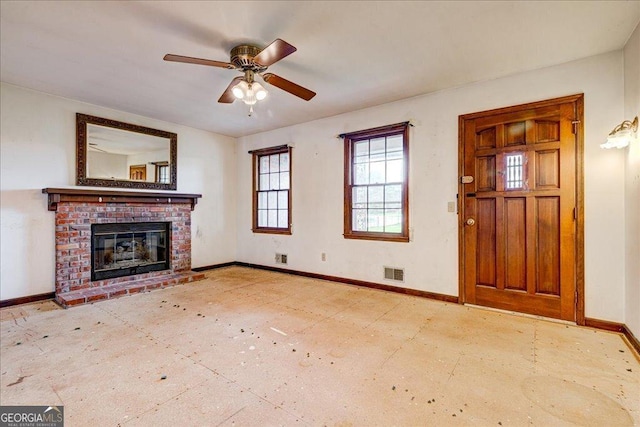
[584,317,624,333]
[585,317,640,358]
[0,292,55,308]
[192,262,236,272]
[621,324,640,358]
[235,262,459,304]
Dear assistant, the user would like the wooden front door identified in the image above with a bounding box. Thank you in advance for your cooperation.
[459,95,583,321]
[129,164,147,181]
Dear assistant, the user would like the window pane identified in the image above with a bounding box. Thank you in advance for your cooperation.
[279,152,289,172]
[353,209,367,231]
[370,137,385,155]
[368,185,384,208]
[279,172,290,190]
[270,173,280,190]
[270,154,280,173]
[258,192,268,209]
[259,174,269,191]
[354,140,369,156]
[268,191,278,209]
[354,154,369,164]
[258,210,267,227]
[505,153,524,189]
[368,209,384,231]
[386,134,403,153]
[386,149,403,161]
[278,210,288,228]
[354,163,369,185]
[385,184,402,203]
[370,161,385,184]
[268,210,278,227]
[260,156,270,173]
[387,159,403,182]
[384,209,402,233]
[353,187,367,208]
[278,190,288,209]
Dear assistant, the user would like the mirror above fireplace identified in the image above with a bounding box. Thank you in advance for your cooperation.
[76,113,177,190]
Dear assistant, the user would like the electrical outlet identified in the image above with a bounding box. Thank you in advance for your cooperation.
[321,253,326,261]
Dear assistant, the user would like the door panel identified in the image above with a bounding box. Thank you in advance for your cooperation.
[476,156,496,191]
[536,197,560,295]
[460,96,581,321]
[476,198,496,287]
[504,198,526,291]
[536,150,559,188]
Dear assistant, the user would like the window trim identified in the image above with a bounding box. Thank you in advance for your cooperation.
[154,161,170,184]
[251,145,292,235]
[343,122,410,242]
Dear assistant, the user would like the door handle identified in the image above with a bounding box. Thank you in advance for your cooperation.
[466,218,475,226]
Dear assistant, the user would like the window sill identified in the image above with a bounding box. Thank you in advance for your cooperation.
[343,232,409,243]
[252,228,292,235]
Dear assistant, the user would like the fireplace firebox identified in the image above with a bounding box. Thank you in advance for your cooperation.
[91,222,170,281]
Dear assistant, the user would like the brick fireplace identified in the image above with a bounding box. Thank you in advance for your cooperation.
[43,188,204,307]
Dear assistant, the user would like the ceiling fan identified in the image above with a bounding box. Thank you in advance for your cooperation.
[164,38,316,114]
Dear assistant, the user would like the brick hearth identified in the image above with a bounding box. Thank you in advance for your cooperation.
[44,188,203,307]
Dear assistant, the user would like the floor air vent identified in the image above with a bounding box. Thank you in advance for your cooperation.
[384,267,404,282]
[275,253,288,265]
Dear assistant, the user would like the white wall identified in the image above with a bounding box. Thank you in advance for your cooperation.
[0,83,238,300]
[87,151,128,179]
[624,23,640,339]
[237,51,626,323]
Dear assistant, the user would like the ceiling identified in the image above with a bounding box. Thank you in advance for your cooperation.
[1,1,639,138]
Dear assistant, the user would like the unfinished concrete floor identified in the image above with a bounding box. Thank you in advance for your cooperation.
[1,266,638,426]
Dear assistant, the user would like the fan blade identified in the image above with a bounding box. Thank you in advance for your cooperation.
[262,73,316,101]
[218,77,244,103]
[164,54,234,69]
[253,39,297,67]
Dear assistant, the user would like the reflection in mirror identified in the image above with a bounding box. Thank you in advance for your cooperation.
[77,113,177,190]
[87,125,170,183]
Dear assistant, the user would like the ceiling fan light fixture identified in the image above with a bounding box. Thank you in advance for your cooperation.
[232,80,248,99]
[253,82,268,101]
[232,81,267,106]
[165,38,314,113]
[244,89,257,106]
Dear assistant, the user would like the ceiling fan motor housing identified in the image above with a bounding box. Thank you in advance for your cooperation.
[230,45,266,72]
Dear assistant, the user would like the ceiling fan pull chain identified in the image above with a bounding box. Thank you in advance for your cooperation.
[248,106,254,117]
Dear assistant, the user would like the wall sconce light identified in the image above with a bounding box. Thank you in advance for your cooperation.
[601,116,638,149]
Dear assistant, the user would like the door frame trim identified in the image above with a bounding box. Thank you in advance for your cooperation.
[457,94,585,324]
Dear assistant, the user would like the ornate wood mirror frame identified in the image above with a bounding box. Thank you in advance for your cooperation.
[76,113,177,190]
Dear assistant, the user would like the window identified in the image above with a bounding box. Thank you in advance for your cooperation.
[155,162,170,184]
[343,122,409,242]
[251,145,292,234]
[505,153,525,189]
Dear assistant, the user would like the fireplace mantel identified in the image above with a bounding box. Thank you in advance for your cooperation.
[46,187,204,307]
[42,188,202,211]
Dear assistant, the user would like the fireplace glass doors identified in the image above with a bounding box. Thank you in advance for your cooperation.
[91,222,170,281]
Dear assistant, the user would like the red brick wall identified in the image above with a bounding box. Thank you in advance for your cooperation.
[54,202,192,294]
